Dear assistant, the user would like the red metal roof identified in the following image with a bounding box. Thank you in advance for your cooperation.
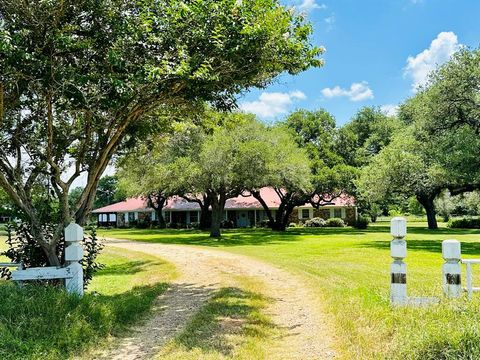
[92,187,355,213]
[92,197,150,213]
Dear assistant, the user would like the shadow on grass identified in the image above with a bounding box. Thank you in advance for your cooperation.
[361,239,480,256]
[104,227,370,247]
[0,281,169,360]
[103,225,480,248]
[169,286,277,357]
[96,260,159,276]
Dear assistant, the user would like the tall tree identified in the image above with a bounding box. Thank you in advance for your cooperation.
[188,115,271,237]
[251,109,356,231]
[357,130,445,229]
[94,176,126,209]
[0,0,322,264]
[250,126,313,231]
[337,107,403,167]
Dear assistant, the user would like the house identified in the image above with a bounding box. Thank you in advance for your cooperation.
[92,187,357,227]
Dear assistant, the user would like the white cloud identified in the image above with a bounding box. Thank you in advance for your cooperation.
[324,14,335,31]
[299,0,326,11]
[380,104,399,117]
[404,31,461,92]
[321,82,374,102]
[239,91,306,118]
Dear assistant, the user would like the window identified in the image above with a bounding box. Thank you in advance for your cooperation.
[189,211,198,223]
[128,212,135,222]
[301,209,310,219]
[334,208,342,218]
[109,213,116,222]
[164,211,171,223]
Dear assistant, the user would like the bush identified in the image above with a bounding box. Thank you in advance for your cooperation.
[220,219,235,228]
[325,218,345,227]
[189,222,200,229]
[2,223,104,289]
[448,217,480,229]
[257,219,270,228]
[353,216,370,229]
[304,217,326,227]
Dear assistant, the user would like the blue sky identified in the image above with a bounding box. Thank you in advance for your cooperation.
[238,0,480,126]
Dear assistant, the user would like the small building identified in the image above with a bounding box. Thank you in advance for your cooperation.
[92,187,357,227]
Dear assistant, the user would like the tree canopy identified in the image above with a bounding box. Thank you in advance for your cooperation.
[0,0,322,264]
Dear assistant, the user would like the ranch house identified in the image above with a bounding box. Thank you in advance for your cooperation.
[92,187,357,228]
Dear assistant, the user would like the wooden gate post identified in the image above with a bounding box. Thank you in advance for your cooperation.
[390,217,407,305]
[442,239,461,298]
[64,223,84,296]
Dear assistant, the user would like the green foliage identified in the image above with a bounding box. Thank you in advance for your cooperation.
[337,106,404,167]
[416,48,480,133]
[94,176,126,209]
[447,217,480,229]
[2,223,103,288]
[0,0,322,261]
[283,109,340,166]
[324,218,345,227]
[353,216,369,229]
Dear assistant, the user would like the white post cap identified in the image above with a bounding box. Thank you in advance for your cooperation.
[391,217,407,238]
[65,223,84,242]
[442,239,461,260]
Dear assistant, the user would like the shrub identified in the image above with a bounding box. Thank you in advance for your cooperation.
[325,218,345,227]
[2,222,104,288]
[353,216,370,229]
[257,219,270,228]
[135,221,150,229]
[304,217,326,227]
[220,219,235,228]
[448,217,480,229]
[189,222,200,229]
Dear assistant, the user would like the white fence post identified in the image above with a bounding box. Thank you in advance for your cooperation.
[64,223,84,296]
[442,239,461,298]
[390,217,407,305]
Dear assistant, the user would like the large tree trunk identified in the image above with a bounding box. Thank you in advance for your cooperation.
[417,194,438,230]
[199,198,212,230]
[182,194,211,230]
[271,203,295,231]
[30,219,62,266]
[147,194,167,229]
[251,189,301,232]
[210,194,226,238]
[157,210,166,229]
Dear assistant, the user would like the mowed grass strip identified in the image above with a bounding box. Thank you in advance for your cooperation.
[100,222,480,359]
[156,276,281,360]
[0,239,176,360]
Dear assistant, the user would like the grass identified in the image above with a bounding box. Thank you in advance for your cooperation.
[0,237,177,360]
[157,276,281,360]
[99,221,480,359]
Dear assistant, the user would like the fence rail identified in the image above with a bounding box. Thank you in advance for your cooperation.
[461,259,480,299]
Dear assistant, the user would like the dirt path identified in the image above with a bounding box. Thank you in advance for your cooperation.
[96,240,336,360]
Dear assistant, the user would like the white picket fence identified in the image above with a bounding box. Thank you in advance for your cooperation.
[389,217,480,306]
[2,223,84,296]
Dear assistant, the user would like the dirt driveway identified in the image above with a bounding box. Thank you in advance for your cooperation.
[96,240,336,360]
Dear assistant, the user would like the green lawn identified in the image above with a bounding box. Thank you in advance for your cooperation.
[0,234,177,360]
[99,222,480,359]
